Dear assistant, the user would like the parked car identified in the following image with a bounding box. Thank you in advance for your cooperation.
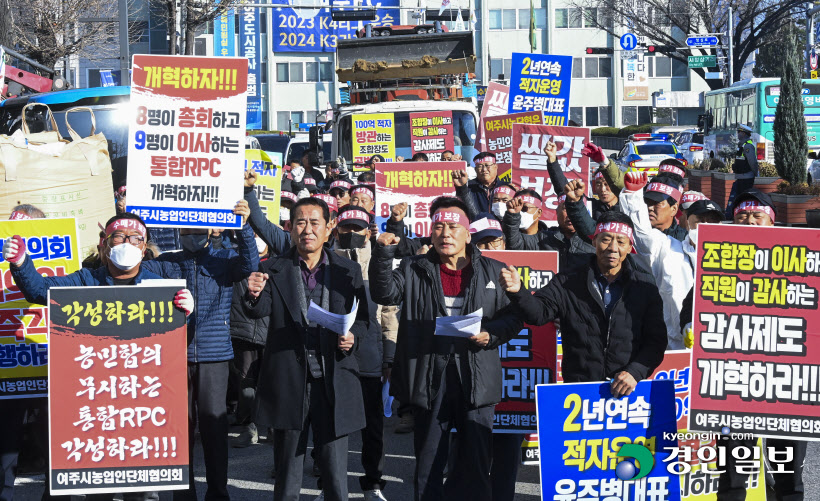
[674,129,705,167]
[613,133,688,177]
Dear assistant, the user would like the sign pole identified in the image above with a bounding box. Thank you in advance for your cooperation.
[727,6,734,85]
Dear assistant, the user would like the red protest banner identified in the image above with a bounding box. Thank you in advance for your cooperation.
[477,82,510,148]
[375,161,463,238]
[409,111,454,161]
[483,250,558,433]
[690,224,820,440]
[510,124,591,223]
[483,111,543,182]
[48,286,189,494]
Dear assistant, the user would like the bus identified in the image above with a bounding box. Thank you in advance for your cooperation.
[703,78,820,165]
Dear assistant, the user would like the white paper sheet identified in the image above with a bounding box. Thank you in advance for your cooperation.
[306,298,359,336]
[434,308,483,338]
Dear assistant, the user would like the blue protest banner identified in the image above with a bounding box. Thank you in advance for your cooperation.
[273,0,399,53]
[535,380,681,501]
[508,52,572,126]
[214,9,236,57]
[240,6,262,129]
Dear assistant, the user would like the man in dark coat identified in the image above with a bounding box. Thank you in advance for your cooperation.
[453,152,501,215]
[243,197,369,501]
[369,196,523,501]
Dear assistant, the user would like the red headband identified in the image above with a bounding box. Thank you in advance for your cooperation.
[475,154,497,164]
[593,221,634,244]
[337,209,370,225]
[659,163,686,177]
[557,194,566,205]
[734,201,775,222]
[594,171,605,181]
[681,192,708,205]
[281,191,299,202]
[469,218,502,234]
[303,177,317,186]
[646,183,682,204]
[330,180,352,191]
[312,194,338,211]
[517,195,543,209]
[351,187,374,199]
[105,218,147,238]
[431,210,470,229]
[493,186,517,198]
[9,211,31,221]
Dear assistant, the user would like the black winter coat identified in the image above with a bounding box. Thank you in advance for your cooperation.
[501,213,596,273]
[510,256,667,383]
[369,244,523,410]
[244,248,369,437]
[230,277,268,346]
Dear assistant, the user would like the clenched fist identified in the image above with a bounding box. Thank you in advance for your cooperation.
[581,142,607,165]
[506,197,524,214]
[544,141,558,164]
[247,272,269,299]
[338,331,355,351]
[377,232,401,247]
[564,180,586,203]
[499,265,521,293]
[451,170,469,187]
[244,169,258,188]
[624,170,648,192]
[233,200,250,225]
[390,203,408,222]
[2,235,26,267]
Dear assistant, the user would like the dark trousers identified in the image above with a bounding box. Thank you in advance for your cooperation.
[0,399,28,501]
[174,361,230,501]
[273,378,348,501]
[86,492,159,501]
[717,437,807,501]
[229,340,263,426]
[724,177,755,218]
[491,433,523,501]
[359,376,386,492]
[413,362,494,501]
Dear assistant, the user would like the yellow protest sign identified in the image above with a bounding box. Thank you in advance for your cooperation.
[0,218,81,398]
[352,113,395,171]
[245,149,284,222]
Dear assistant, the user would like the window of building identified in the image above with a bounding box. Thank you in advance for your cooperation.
[519,8,530,29]
[598,106,612,126]
[320,62,333,81]
[503,10,516,29]
[86,69,113,88]
[572,57,582,78]
[582,57,610,79]
[584,58,599,78]
[306,62,319,82]
[260,62,268,84]
[277,111,290,131]
[289,62,303,82]
[583,8,597,28]
[622,106,638,126]
[276,63,288,82]
[586,107,599,127]
[489,58,512,79]
[555,8,568,28]
[672,58,687,77]
[570,107,583,126]
[599,58,612,78]
[534,8,546,29]
[306,110,318,124]
[568,8,583,28]
[489,10,502,30]
[653,57,671,78]
[129,21,149,44]
[291,111,304,125]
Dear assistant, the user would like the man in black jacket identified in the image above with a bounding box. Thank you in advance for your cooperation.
[369,196,523,501]
[453,152,501,215]
[243,197,370,501]
[499,211,667,392]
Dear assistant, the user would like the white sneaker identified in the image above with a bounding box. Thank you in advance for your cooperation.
[364,489,388,501]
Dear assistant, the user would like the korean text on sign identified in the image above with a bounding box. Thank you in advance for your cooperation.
[0,218,80,400]
[245,149,283,221]
[690,225,820,440]
[375,161,461,239]
[352,113,396,166]
[536,381,681,501]
[126,55,248,229]
[48,286,190,495]
[483,111,543,182]
[508,53,573,126]
[485,250,558,433]
[409,111,454,162]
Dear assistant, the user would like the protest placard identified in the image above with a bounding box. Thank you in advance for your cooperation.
[510,123,591,223]
[352,113,395,168]
[375,161,461,238]
[484,250,558,433]
[483,111,544,182]
[536,380,681,501]
[409,111,454,162]
[126,55,248,229]
[245,149,283,222]
[0,219,80,399]
[477,82,510,147]
[690,224,820,440]
[48,286,189,494]
[508,53,573,125]
[650,350,691,432]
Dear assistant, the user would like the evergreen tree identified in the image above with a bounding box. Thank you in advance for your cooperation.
[773,24,808,185]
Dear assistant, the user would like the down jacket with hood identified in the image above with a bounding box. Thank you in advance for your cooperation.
[369,244,523,410]
[509,255,667,383]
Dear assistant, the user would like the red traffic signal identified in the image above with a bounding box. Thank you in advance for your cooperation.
[586,47,614,54]
[647,45,676,54]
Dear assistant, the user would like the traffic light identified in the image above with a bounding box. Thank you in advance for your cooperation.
[586,47,614,54]
[647,45,676,54]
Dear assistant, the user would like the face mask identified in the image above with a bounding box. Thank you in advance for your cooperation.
[279,207,290,223]
[181,233,209,253]
[108,243,143,271]
[492,201,507,219]
[255,237,268,254]
[338,231,367,249]
[687,228,698,246]
[519,212,535,229]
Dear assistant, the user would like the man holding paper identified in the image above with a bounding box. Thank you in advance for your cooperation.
[243,197,369,501]
[369,196,522,501]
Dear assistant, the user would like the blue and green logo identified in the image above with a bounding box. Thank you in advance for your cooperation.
[614,444,655,481]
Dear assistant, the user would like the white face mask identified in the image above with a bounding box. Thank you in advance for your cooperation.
[687,228,698,246]
[255,237,268,254]
[279,207,290,223]
[519,212,535,229]
[492,201,507,219]
[108,243,143,271]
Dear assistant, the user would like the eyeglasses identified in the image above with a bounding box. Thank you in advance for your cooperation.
[475,163,496,171]
[108,233,145,246]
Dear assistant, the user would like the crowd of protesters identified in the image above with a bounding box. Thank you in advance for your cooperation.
[0,125,808,501]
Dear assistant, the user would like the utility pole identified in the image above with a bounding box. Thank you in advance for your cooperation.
[727,6,733,85]
[118,0,129,72]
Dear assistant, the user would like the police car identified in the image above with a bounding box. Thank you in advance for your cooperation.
[614,133,688,176]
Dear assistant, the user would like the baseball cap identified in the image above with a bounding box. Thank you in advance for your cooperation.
[336,206,371,230]
[329,180,352,194]
[312,193,338,213]
[350,184,375,200]
[469,213,503,242]
[686,199,723,219]
[680,191,708,211]
[732,187,777,217]
[644,179,683,205]
[303,176,319,193]
[737,124,753,134]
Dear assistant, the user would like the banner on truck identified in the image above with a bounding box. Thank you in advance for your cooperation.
[409,111,454,162]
